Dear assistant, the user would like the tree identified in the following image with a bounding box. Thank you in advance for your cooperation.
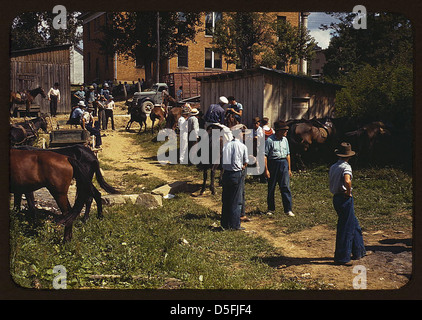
[261,19,316,73]
[10,11,82,51]
[322,12,413,130]
[212,12,273,70]
[99,12,202,84]
[322,12,412,80]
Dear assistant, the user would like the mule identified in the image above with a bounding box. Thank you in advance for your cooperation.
[10,115,49,146]
[10,87,46,117]
[10,149,94,242]
[287,118,336,170]
[343,121,391,166]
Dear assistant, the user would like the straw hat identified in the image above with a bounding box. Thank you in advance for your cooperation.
[190,108,199,115]
[219,96,228,104]
[335,142,356,157]
[78,100,86,107]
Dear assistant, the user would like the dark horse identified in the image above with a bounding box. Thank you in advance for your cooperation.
[126,104,148,133]
[13,144,120,222]
[199,123,247,195]
[10,87,46,117]
[10,149,95,242]
[10,115,49,146]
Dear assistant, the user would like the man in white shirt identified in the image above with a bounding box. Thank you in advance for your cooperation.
[187,108,200,163]
[178,107,190,164]
[221,128,249,230]
[48,82,61,117]
[104,95,115,130]
[329,142,366,265]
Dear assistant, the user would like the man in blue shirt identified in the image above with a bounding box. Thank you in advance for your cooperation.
[204,96,228,128]
[67,100,86,125]
[264,120,294,217]
[221,128,249,230]
[329,142,366,265]
[227,96,243,124]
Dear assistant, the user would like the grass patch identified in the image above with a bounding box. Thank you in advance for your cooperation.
[10,130,413,290]
[10,194,300,289]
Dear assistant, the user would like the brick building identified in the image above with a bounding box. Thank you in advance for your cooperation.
[80,12,303,96]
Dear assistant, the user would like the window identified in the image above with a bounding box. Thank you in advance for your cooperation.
[205,48,222,69]
[277,15,286,25]
[205,12,222,36]
[177,45,188,68]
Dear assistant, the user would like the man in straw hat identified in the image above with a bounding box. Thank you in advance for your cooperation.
[187,108,200,163]
[178,105,191,164]
[264,120,294,217]
[329,142,367,266]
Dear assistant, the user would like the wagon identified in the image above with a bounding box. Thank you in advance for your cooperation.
[49,129,92,148]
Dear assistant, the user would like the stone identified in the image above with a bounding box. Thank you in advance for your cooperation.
[101,194,139,205]
[151,181,188,197]
[135,193,163,209]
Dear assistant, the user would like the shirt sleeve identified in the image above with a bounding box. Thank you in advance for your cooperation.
[265,138,272,157]
[243,144,249,164]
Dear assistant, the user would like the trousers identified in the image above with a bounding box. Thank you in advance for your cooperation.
[221,170,243,230]
[267,158,292,213]
[333,194,366,263]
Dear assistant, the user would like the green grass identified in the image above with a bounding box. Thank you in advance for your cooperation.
[10,194,301,289]
[243,164,412,235]
[9,130,413,290]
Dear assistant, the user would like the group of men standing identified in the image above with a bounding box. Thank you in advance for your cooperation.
[197,95,367,266]
[68,83,117,149]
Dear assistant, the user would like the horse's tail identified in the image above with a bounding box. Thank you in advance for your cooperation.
[93,160,120,194]
[59,157,94,225]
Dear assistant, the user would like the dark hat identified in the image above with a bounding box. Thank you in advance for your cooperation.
[335,142,356,157]
[274,120,289,131]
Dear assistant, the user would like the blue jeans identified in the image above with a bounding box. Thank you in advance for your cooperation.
[221,170,243,230]
[333,194,366,263]
[267,159,292,213]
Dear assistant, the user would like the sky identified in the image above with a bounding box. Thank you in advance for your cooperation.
[307,12,341,49]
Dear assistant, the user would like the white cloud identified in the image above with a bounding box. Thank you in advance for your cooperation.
[309,29,332,49]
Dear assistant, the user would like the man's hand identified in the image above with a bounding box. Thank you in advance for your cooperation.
[265,169,270,179]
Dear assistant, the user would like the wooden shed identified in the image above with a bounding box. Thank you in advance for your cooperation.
[10,44,72,115]
[196,66,342,128]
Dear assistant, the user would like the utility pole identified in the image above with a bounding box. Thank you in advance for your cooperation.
[156,11,160,83]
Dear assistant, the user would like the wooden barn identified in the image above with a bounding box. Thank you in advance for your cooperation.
[196,66,342,128]
[10,44,72,116]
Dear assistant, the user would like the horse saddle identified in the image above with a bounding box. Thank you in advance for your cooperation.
[16,92,28,101]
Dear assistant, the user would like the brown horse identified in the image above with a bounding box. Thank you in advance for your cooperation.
[287,118,336,169]
[10,87,46,117]
[10,149,93,242]
[150,105,167,134]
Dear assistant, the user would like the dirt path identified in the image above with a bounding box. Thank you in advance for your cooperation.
[36,107,412,291]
